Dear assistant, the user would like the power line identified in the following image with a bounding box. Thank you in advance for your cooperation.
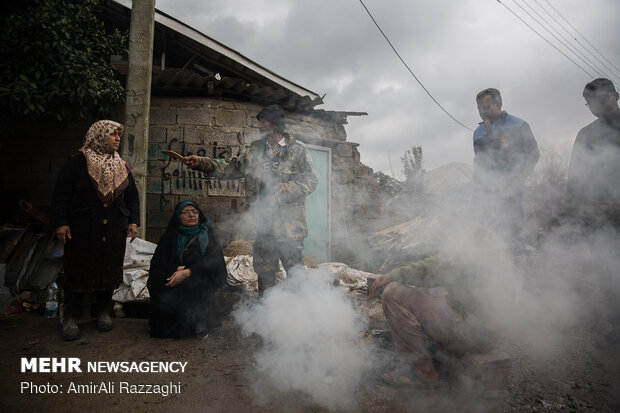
[497,0,595,78]
[542,0,620,78]
[533,0,620,81]
[518,0,617,82]
[358,0,474,132]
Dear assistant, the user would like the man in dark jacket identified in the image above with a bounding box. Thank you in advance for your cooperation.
[185,105,317,292]
[567,78,620,232]
[472,88,540,254]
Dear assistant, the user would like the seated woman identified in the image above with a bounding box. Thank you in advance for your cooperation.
[147,201,228,338]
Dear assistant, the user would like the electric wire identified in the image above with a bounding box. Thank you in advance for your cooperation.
[534,0,620,81]
[518,0,617,82]
[358,0,474,132]
[497,0,595,78]
[542,0,620,78]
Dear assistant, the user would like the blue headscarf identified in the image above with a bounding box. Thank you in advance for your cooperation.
[175,201,209,265]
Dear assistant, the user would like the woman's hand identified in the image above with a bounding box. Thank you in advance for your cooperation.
[368,274,392,299]
[127,223,138,243]
[56,225,71,244]
[165,267,191,287]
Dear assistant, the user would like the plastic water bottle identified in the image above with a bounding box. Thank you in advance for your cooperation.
[45,279,59,319]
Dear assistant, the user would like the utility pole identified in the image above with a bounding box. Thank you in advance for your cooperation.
[123,0,155,239]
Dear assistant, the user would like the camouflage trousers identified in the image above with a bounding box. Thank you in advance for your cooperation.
[253,234,304,292]
[382,283,490,369]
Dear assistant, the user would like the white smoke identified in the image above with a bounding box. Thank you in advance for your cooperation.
[232,266,372,411]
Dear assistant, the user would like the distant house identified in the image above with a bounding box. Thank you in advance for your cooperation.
[1,0,383,264]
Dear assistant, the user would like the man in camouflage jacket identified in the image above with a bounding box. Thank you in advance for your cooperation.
[185,104,317,291]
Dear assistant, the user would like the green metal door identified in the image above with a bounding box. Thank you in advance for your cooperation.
[304,145,331,263]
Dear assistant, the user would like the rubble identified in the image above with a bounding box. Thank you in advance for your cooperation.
[369,215,443,273]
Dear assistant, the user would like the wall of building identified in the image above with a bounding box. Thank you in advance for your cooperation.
[0,97,384,265]
[145,97,384,262]
[0,119,92,224]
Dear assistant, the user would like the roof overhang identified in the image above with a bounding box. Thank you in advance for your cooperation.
[109,0,321,102]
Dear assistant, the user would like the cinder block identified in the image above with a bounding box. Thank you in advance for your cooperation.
[177,108,211,126]
[5,157,31,173]
[150,108,176,125]
[214,109,247,128]
[184,127,202,144]
[146,227,164,244]
[36,174,57,191]
[50,157,69,175]
[166,126,183,143]
[146,208,172,228]
[28,189,53,206]
[147,160,165,177]
[336,143,353,157]
[149,126,167,143]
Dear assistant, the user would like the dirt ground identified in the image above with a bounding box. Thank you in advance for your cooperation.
[1,297,618,413]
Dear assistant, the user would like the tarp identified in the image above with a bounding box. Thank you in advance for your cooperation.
[225,255,286,291]
[113,238,157,302]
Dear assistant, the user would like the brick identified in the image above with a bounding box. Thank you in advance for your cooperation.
[29,140,55,156]
[177,108,211,126]
[200,129,239,146]
[150,107,176,125]
[146,176,166,194]
[166,126,183,143]
[335,143,353,157]
[36,174,57,191]
[147,143,163,162]
[147,160,165,177]
[146,193,178,218]
[184,127,202,144]
[146,192,163,212]
[4,173,37,190]
[51,157,69,175]
[4,156,31,173]
[145,227,163,244]
[28,189,53,206]
[214,109,247,128]
[146,209,170,228]
[148,126,167,143]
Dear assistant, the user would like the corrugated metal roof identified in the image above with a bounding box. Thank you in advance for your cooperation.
[106,0,325,111]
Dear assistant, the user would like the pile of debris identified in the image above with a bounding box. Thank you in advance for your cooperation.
[369,215,443,273]
[0,201,63,312]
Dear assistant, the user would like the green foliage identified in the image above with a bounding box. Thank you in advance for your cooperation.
[401,145,425,190]
[0,0,128,122]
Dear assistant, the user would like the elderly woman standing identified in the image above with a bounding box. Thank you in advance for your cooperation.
[147,201,227,338]
[51,120,140,341]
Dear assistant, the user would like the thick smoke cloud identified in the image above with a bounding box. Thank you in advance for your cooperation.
[233,267,373,411]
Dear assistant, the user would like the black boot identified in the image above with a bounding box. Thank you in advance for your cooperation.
[95,290,114,332]
[62,290,81,341]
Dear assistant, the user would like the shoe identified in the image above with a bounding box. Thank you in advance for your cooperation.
[62,318,80,341]
[97,312,113,332]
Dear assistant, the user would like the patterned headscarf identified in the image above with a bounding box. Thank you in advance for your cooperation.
[79,120,129,203]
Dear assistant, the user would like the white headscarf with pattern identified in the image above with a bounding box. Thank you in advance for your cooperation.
[79,120,129,202]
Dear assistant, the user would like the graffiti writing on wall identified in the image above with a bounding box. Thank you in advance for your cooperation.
[148,138,245,205]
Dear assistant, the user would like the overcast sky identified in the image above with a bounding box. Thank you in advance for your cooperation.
[155,0,620,177]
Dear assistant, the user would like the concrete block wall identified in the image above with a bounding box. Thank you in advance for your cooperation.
[146,97,384,258]
[0,119,92,223]
[1,97,384,266]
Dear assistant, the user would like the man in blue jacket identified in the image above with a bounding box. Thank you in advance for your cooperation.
[472,88,539,254]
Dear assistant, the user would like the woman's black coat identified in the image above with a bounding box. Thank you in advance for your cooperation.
[147,207,228,338]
